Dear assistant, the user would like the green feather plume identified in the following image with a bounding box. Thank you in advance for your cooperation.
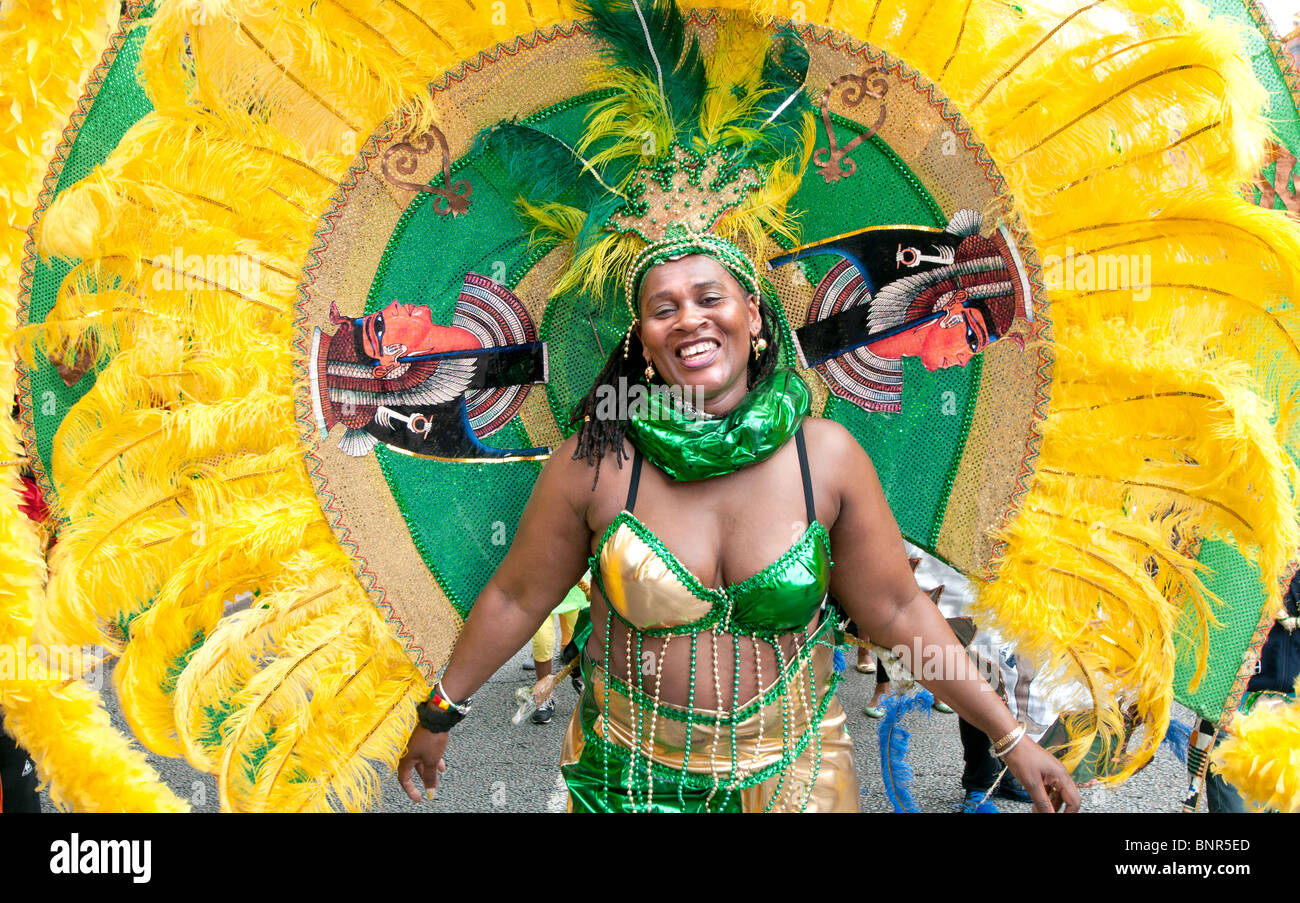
[577,0,708,133]
[476,0,816,304]
[474,121,614,246]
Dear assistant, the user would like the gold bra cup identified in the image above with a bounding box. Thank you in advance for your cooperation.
[598,521,712,630]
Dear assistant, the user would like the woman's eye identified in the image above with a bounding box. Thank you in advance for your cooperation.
[966,323,980,352]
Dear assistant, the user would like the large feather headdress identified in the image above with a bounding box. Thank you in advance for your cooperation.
[476,0,816,313]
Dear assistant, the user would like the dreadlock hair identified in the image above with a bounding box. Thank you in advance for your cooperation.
[569,292,784,485]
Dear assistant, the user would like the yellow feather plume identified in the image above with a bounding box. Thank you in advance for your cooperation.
[215,595,423,812]
[1211,678,1300,813]
[172,554,354,771]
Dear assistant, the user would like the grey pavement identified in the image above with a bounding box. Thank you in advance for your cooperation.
[41,645,1191,813]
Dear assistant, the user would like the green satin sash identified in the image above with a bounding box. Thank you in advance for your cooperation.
[625,369,811,482]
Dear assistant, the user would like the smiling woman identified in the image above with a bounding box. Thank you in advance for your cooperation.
[398,212,1080,810]
[570,229,786,477]
[637,256,760,406]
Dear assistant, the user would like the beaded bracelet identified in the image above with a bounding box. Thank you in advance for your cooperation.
[416,680,473,733]
[990,723,1027,758]
[430,679,472,715]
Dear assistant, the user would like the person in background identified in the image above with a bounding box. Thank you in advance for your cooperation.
[524,575,591,724]
[0,718,40,813]
[1,463,49,813]
[849,553,956,720]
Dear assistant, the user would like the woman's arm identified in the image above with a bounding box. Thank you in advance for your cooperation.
[819,423,1080,812]
[437,442,594,700]
[398,436,595,802]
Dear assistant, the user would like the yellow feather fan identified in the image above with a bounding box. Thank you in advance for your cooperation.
[0,0,186,812]
[16,0,578,812]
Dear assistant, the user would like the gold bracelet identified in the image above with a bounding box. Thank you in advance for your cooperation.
[989,723,1022,751]
[990,723,1026,757]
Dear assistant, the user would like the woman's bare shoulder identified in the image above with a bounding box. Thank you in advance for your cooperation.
[543,431,636,508]
[802,416,871,467]
[800,416,881,523]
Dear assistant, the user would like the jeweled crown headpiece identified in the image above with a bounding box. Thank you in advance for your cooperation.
[614,144,765,316]
[610,144,761,243]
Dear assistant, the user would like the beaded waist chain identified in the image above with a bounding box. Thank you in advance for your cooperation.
[578,616,841,808]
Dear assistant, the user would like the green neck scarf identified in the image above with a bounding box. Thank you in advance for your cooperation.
[625,370,811,481]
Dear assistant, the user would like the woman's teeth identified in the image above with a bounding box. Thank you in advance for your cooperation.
[679,340,718,361]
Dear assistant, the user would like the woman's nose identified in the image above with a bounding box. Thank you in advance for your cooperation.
[674,303,706,331]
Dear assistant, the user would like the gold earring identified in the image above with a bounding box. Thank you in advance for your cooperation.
[644,361,656,382]
[752,336,767,356]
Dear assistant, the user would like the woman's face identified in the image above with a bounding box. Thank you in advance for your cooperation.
[637,255,761,414]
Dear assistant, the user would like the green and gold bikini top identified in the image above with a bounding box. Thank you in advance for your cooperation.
[592,427,832,636]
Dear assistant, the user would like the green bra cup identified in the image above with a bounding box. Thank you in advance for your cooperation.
[593,511,833,636]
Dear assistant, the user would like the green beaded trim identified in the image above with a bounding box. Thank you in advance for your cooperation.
[679,630,697,810]
[729,618,741,790]
[753,273,802,371]
[725,522,832,599]
[611,143,761,244]
[518,88,618,126]
[623,230,762,319]
[595,616,838,726]
[761,637,792,812]
[601,600,613,804]
[631,629,646,807]
[583,661,841,795]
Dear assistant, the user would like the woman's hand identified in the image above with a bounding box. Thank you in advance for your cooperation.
[398,727,449,803]
[1001,737,1082,812]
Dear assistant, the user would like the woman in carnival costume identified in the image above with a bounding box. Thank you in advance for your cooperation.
[393,0,1290,813]
[396,26,1080,806]
[398,237,1079,812]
